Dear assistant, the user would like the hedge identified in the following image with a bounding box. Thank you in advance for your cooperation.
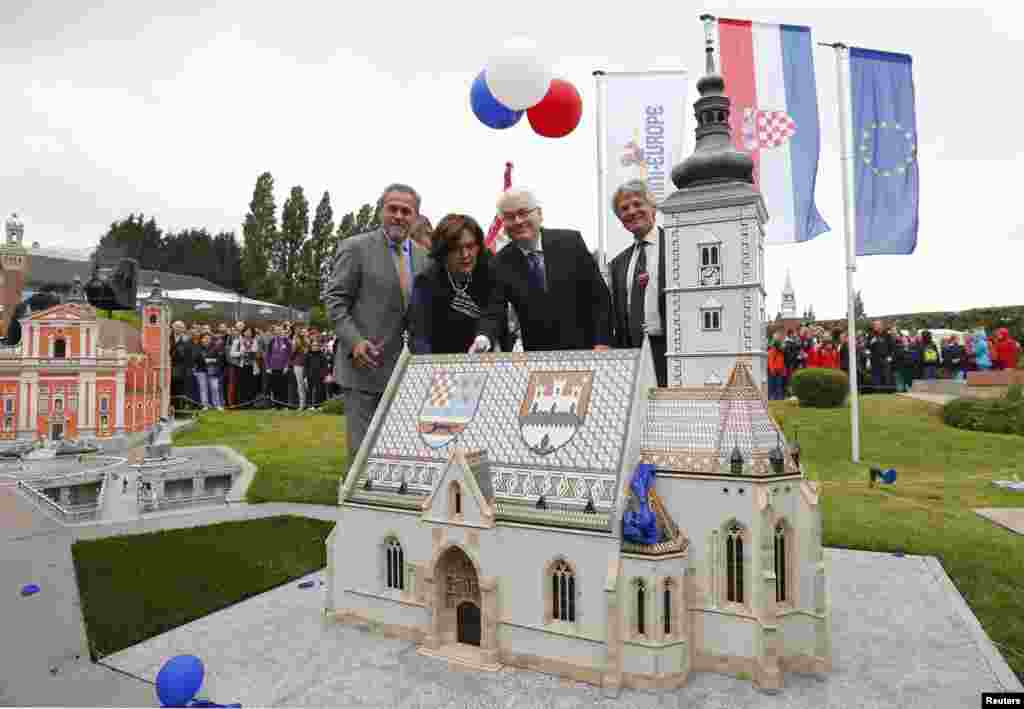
[943,389,1024,436]
[790,367,849,408]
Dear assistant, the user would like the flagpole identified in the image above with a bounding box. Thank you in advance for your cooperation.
[830,42,861,463]
[593,70,608,278]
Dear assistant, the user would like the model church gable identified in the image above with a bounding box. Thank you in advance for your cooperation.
[27,302,97,323]
[420,448,495,528]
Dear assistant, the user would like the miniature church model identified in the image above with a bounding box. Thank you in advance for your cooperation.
[324,39,831,696]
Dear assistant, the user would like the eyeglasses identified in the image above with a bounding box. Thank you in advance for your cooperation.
[500,207,539,223]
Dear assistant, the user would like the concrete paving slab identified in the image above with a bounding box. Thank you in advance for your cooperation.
[899,392,956,405]
[974,508,1024,535]
[0,486,155,707]
[103,548,1022,709]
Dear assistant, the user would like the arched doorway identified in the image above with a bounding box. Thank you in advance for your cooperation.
[436,546,481,647]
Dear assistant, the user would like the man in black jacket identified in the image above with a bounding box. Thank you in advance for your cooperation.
[474,188,611,353]
[867,320,895,391]
[607,179,667,386]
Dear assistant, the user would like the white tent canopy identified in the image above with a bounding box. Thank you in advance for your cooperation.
[143,288,278,308]
[136,287,305,321]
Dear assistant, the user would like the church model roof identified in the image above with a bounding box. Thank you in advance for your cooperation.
[345,352,798,533]
[347,348,648,532]
[640,360,798,476]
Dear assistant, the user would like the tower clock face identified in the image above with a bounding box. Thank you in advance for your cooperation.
[700,266,721,286]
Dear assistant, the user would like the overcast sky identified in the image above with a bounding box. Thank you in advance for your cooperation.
[2,2,1020,319]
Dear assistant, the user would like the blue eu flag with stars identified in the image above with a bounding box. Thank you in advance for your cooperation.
[850,48,919,256]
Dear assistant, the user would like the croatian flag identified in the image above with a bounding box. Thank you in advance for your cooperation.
[717,19,830,244]
[484,161,513,253]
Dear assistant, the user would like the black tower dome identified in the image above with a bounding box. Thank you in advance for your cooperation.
[671,26,755,189]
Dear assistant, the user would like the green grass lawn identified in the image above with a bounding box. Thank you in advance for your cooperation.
[175,410,347,505]
[770,395,1024,677]
[73,516,335,658]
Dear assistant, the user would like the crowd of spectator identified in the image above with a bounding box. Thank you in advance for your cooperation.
[169,320,338,411]
[766,320,1021,400]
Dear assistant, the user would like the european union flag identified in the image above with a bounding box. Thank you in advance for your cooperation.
[850,48,919,256]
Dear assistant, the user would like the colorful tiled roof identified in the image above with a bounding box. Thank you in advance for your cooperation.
[351,349,647,525]
[640,361,798,476]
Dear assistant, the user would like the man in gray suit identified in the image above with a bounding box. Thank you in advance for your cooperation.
[324,183,430,460]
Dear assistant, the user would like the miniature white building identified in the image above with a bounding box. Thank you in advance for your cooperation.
[781,270,798,318]
[324,43,831,696]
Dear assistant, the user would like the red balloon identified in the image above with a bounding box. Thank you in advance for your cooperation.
[527,79,582,138]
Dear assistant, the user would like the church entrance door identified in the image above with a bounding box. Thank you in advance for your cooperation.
[457,601,481,646]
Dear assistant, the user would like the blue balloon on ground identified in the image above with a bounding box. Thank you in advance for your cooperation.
[471,71,523,129]
[21,583,40,596]
[156,655,204,708]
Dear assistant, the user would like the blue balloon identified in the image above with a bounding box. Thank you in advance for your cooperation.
[21,583,40,596]
[157,655,205,708]
[471,71,523,129]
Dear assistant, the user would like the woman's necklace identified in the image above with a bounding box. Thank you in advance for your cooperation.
[447,269,472,296]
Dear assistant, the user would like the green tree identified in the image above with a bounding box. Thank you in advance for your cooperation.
[277,185,310,308]
[97,214,165,270]
[301,191,335,306]
[241,172,278,300]
[354,203,377,234]
[854,290,866,320]
[212,231,244,293]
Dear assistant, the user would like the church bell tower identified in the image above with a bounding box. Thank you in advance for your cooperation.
[0,213,29,338]
[658,20,769,389]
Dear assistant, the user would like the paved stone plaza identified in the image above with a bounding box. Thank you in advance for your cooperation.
[3,444,1021,708]
[100,549,1021,709]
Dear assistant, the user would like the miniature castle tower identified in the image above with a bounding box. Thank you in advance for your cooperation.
[659,29,769,389]
[1,213,29,337]
[142,278,171,417]
[780,270,797,318]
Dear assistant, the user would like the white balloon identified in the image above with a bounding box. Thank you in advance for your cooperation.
[485,40,552,111]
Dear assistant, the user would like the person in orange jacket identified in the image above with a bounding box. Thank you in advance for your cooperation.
[994,328,1021,371]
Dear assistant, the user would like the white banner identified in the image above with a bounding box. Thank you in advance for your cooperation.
[599,72,689,262]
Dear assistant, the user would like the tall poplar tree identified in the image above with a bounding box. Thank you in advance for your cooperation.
[241,172,278,300]
[301,190,335,305]
[277,185,310,308]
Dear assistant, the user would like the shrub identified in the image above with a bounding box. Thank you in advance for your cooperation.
[790,368,849,408]
[943,395,1024,436]
[320,397,345,415]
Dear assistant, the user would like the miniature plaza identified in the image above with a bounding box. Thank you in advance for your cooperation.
[2,454,1019,708]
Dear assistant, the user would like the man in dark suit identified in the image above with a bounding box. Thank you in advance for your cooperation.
[472,188,611,353]
[324,183,431,459]
[607,179,668,387]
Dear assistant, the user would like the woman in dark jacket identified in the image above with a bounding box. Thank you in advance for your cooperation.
[408,213,499,354]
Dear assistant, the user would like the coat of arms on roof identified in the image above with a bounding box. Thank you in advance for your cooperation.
[518,371,594,455]
[417,371,488,449]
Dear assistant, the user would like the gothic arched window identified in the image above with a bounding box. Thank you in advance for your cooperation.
[636,579,647,636]
[551,560,575,622]
[663,579,674,635]
[775,521,788,603]
[726,522,744,604]
[385,538,404,591]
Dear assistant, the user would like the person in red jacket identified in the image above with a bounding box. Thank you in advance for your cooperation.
[819,340,840,369]
[806,340,821,368]
[994,328,1021,371]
